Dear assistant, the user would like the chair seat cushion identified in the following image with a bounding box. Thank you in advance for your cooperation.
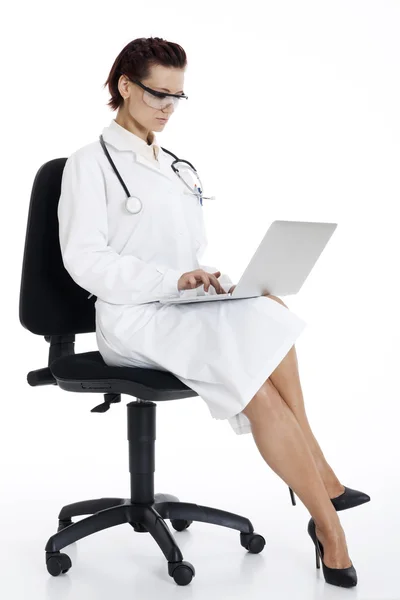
[49,351,197,401]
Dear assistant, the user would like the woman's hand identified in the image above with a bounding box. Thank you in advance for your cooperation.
[228,285,236,294]
[177,269,225,294]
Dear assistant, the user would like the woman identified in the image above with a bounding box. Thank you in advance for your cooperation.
[57,36,369,587]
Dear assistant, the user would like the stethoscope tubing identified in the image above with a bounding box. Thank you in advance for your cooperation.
[99,135,131,198]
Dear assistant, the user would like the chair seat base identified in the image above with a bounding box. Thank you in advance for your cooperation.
[45,493,266,585]
[44,402,266,585]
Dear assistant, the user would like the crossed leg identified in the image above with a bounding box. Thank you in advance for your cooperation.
[260,294,345,499]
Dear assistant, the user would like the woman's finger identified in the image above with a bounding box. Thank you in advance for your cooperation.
[208,274,223,294]
[202,274,210,291]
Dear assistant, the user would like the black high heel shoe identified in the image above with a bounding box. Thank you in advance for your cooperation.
[288,485,370,511]
[307,517,357,587]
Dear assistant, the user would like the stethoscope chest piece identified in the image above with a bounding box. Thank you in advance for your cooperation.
[125,196,143,214]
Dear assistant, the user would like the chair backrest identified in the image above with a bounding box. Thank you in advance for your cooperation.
[19,158,96,337]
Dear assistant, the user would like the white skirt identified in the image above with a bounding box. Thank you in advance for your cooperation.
[95,296,307,435]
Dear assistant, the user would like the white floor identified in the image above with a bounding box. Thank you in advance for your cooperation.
[1,372,398,600]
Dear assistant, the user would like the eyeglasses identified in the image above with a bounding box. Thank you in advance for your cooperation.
[126,77,188,110]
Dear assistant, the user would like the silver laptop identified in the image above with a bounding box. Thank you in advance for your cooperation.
[159,220,337,305]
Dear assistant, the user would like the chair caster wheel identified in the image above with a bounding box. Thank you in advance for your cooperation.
[57,519,74,532]
[168,560,195,585]
[170,519,193,532]
[240,532,266,554]
[46,551,72,576]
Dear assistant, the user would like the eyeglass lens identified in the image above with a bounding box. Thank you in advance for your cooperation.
[142,90,185,110]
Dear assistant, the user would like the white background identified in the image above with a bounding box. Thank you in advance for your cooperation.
[2,0,399,598]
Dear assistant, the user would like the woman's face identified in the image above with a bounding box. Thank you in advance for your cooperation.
[118,64,186,133]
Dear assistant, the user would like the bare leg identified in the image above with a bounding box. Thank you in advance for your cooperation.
[242,379,352,569]
[263,295,344,498]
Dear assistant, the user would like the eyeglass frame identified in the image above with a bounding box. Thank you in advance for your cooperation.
[125,77,189,101]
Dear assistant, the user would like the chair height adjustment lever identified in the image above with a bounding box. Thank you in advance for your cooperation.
[90,393,121,413]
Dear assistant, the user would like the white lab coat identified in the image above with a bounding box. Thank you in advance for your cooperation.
[58,118,307,435]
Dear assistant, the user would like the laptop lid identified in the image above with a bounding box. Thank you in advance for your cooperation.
[231,220,337,298]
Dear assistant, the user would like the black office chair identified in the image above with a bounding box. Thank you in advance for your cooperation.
[19,157,267,586]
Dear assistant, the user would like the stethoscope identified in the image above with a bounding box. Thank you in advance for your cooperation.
[99,135,215,214]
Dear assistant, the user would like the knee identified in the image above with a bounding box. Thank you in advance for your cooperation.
[242,379,282,421]
[262,294,288,308]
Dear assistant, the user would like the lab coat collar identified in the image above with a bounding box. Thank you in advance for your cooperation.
[101,118,175,181]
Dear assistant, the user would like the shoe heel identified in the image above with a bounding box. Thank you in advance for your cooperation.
[315,544,321,569]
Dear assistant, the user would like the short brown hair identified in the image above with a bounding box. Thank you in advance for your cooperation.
[103,37,187,111]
